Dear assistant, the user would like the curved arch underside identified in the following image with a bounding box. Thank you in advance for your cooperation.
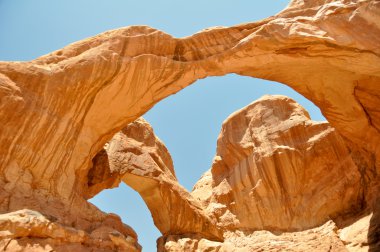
[0,0,379,251]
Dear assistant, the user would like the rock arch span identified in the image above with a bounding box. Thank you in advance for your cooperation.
[0,0,379,251]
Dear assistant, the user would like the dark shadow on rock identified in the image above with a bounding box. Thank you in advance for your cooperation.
[369,196,380,251]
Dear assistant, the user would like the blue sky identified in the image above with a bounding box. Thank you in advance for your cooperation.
[0,1,325,251]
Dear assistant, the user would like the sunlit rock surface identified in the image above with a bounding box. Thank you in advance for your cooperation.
[0,209,140,251]
[0,0,379,250]
[158,221,347,252]
[186,95,369,251]
[103,118,223,240]
[193,95,363,231]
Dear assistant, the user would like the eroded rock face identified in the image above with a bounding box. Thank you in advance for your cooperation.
[0,0,379,251]
[104,118,223,240]
[192,95,363,231]
[160,95,377,251]
[0,209,141,252]
[90,96,377,251]
[158,221,347,252]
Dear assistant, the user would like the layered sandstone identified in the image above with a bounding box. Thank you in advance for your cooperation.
[192,95,363,231]
[181,95,372,251]
[0,209,141,251]
[101,118,223,240]
[0,209,140,252]
[158,221,347,252]
[0,0,379,251]
[93,96,376,251]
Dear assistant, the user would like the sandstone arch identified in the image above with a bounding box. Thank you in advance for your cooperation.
[0,0,379,251]
[87,118,224,240]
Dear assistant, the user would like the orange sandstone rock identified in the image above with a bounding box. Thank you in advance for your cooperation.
[103,118,223,240]
[157,95,377,251]
[193,95,363,231]
[0,0,379,251]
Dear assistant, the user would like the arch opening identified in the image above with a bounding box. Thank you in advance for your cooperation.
[0,1,379,251]
[143,74,325,190]
[89,184,160,252]
[87,74,326,251]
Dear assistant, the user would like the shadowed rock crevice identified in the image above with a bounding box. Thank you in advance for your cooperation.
[368,197,380,251]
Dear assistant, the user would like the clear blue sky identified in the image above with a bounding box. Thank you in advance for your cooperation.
[0,1,325,251]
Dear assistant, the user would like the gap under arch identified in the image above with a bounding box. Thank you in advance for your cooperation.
[144,74,325,190]
[89,74,325,251]
[89,184,159,252]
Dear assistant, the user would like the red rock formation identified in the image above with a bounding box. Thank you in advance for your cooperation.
[181,95,368,251]
[0,209,140,252]
[0,0,379,251]
[193,95,363,231]
[93,96,375,251]
[103,118,223,240]
[158,221,347,252]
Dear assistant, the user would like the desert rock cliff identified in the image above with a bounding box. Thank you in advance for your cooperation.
[0,0,379,251]
[192,95,363,232]
[179,95,373,251]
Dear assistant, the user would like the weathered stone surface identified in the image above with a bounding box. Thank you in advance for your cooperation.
[158,95,378,251]
[94,96,377,251]
[104,118,223,240]
[0,0,379,251]
[158,221,347,252]
[0,209,141,252]
[192,95,363,231]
